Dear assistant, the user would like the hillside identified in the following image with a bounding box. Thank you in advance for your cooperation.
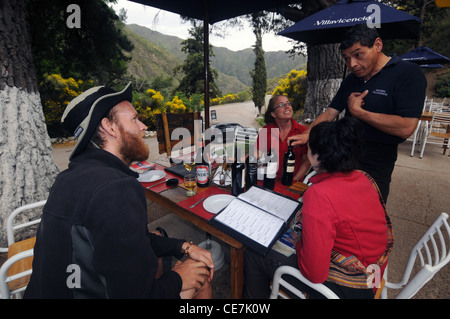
[125,24,306,94]
[123,27,183,87]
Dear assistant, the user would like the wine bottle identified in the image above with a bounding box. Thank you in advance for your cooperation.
[231,141,245,196]
[245,144,257,192]
[257,152,266,181]
[263,149,277,190]
[195,140,210,188]
[281,140,296,186]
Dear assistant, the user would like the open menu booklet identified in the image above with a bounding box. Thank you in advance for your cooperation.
[209,186,302,255]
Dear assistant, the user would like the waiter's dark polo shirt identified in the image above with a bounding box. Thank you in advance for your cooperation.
[329,55,427,144]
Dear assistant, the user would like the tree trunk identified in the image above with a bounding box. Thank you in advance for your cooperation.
[0,0,58,246]
[300,43,345,122]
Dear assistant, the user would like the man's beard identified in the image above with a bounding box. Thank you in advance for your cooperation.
[118,124,149,165]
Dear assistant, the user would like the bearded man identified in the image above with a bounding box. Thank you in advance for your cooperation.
[24,83,214,299]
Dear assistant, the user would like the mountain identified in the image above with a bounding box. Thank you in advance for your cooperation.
[123,26,183,85]
[124,24,307,94]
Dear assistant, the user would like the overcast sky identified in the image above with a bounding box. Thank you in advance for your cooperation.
[110,0,295,52]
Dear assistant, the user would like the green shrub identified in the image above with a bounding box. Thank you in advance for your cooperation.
[435,73,450,98]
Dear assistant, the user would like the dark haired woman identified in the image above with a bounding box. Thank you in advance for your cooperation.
[257,95,310,181]
[244,117,393,299]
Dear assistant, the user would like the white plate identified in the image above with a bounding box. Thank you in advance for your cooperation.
[203,194,235,214]
[137,170,166,183]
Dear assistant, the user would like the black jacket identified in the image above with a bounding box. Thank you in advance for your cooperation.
[24,149,185,298]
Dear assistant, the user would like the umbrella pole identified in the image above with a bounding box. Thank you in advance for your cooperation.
[203,1,210,131]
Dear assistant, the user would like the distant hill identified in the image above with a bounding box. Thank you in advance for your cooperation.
[123,26,183,86]
[125,24,306,94]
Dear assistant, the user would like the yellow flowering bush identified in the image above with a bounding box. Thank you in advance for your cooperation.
[166,96,187,113]
[210,92,247,106]
[40,74,90,137]
[134,90,190,130]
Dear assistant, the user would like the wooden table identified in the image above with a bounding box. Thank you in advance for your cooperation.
[142,165,308,299]
[421,111,434,121]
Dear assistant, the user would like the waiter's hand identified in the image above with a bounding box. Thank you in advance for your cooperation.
[288,131,310,146]
[348,90,369,118]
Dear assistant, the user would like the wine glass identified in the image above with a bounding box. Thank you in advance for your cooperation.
[183,153,195,172]
[184,173,197,197]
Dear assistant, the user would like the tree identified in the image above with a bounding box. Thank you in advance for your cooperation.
[282,0,344,121]
[302,42,345,120]
[174,23,221,99]
[250,13,267,114]
[0,1,59,246]
[27,0,133,87]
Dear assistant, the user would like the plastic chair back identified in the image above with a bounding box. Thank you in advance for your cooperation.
[382,213,450,299]
[270,265,339,299]
[6,200,46,247]
[419,112,450,158]
[0,249,34,299]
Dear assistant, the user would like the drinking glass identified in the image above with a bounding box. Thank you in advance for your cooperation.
[184,173,197,197]
[183,154,195,172]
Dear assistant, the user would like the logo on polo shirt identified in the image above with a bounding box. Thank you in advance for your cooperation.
[373,89,388,96]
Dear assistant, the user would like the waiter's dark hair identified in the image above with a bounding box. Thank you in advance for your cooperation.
[308,117,365,173]
[339,23,380,51]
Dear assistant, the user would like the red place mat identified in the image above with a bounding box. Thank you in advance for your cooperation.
[140,164,184,193]
[178,187,231,221]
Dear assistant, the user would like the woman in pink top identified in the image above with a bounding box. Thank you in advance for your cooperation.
[244,117,393,299]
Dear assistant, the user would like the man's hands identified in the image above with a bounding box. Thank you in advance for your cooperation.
[348,90,369,118]
[172,243,214,293]
[288,108,340,147]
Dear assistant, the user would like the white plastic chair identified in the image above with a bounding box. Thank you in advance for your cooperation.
[409,97,430,157]
[0,249,34,299]
[410,119,425,157]
[297,170,317,203]
[419,112,450,158]
[380,212,450,299]
[270,265,339,299]
[0,200,45,253]
[0,200,45,298]
[428,99,445,113]
[302,170,317,186]
[271,213,449,299]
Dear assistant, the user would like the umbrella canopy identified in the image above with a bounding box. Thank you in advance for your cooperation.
[399,46,450,65]
[278,0,421,45]
[129,0,302,129]
[130,0,300,24]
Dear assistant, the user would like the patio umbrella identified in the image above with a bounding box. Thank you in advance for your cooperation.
[278,0,421,45]
[399,46,450,65]
[129,0,302,129]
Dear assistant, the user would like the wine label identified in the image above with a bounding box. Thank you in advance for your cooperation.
[266,162,277,178]
[286,160,295,173]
